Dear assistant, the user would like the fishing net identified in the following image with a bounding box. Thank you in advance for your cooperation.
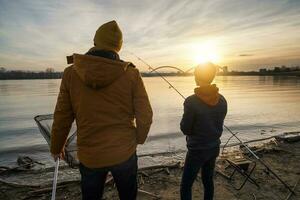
[34,114,180,170]
[34,114,79,167]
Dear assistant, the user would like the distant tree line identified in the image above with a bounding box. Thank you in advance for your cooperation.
[1,65,300,80]
[141,71,192,77]
[0,67,62,80]
[259,65,300,73]
[0,67,194,80]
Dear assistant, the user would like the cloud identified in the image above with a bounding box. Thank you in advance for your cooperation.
[0,0,300,71]
[239,54,254,57]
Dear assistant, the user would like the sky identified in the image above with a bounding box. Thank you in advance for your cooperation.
[0,0,300,72]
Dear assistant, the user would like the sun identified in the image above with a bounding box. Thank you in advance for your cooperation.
[192,40,221,64]
[194,53,220,64]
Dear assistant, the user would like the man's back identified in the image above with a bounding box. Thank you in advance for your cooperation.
[51,53,153,168]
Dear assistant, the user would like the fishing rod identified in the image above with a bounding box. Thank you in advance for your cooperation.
[128,51,295,195]
[51,158,60,200]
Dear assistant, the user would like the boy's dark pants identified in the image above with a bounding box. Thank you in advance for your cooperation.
[79,153,137,200]
[180,147,220,200]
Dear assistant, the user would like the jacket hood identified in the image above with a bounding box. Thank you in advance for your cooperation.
[72,54,132,89]
[194,84,220,106]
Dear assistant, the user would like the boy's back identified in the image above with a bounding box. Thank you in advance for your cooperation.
[180,93,227,150]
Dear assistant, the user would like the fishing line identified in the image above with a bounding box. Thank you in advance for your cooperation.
[127,51,295,195]
[132,54,186,99]
[221,132,239,154]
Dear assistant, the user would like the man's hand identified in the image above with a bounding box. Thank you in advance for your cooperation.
[51,151,65,161]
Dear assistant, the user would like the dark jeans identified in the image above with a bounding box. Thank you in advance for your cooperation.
[180,147,220,200]
[79,153,137,200]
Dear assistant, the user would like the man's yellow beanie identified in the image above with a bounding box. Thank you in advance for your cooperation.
[93,20,123,53]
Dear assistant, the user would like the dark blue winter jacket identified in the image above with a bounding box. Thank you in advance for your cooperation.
[180,94,227,150]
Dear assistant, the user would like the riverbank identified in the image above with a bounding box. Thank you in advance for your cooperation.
[0,136,299,200]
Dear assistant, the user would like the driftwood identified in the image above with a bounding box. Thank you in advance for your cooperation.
[285,177,300,200]
[0,164,71,176]
[0,178,41,188]
[0,156,45,175]
[0,160,70,176]
[139,150,186,158]
[0,164,33,175]
[225,136,276,148]
[17,156,44,169]
[139,171,149,177]
[139,136,277,158]
[164,167,170,175]
[0,166,10,171]
[0,178,80,191]
[21,177,114,199]
[17,165,166,199]
[147,168,166,176]
[21,180,80,199]
[138,175,145,185]
[139,162,181,172]
[23,182,161,200]
[138,189,161,199]
[0,162,180,191]
[27,184,67,195]
[241,145,294,156]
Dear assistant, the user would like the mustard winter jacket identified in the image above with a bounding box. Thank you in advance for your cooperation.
[50,54,153,168]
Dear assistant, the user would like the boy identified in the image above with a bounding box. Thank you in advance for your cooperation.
[180,63,227,200]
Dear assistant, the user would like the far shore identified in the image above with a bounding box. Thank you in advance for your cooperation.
[0,71,300,80]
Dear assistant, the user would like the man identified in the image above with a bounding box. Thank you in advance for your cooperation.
[180,63,227,200]
[50,20,153,200]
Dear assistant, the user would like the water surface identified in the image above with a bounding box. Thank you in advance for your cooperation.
[0,76,300,165]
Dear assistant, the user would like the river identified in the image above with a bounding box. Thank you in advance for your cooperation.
[0,76,300,165]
